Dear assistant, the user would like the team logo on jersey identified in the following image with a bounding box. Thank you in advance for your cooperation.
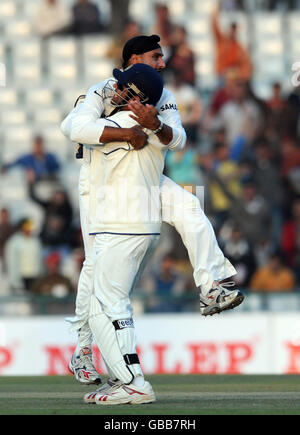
[160,103,178,111]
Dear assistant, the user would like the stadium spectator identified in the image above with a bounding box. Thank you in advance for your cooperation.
[266,82,291,139]
[202,139,242,231]
[252,139,283,248]
[70,0,105,36]
[166,25,196,86]
[143,254,187,312]
[106,20,142,68]
[1,135,61,182]
[281,197,300,284]
[235,180,272,248]
[166,71,202,143]
[278,137,300,222]
[211,3,252,82]
[206,69,236,119]
[211,77,262,148]
[4,218,43,293]
[254,236,274,269]
[152,3,174,56]
[34,0,72,38]
[30,252,74,297]
[0,208,16,271]
[165,142,204,190]
[205,165,271,249]
[279,137,300,180]
[286,86,300,139]
[250,252,295,292]
[108,0,130,36]
[27,176,74,260]
[221,224,257,287]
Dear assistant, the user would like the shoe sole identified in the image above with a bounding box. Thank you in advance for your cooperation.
[84,380,126,403]
[201,292,244,317]
[200,304,219,316]
[95,395,156,406]
[221,292,244,313]
[84,392,98,404]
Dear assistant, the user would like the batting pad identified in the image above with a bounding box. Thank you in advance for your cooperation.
[88,295,134,384]
[114,319,143,378]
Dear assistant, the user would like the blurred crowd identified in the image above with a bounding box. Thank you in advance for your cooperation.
[1,0,300,313]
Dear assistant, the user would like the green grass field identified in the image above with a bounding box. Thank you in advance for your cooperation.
[0,374,300,415]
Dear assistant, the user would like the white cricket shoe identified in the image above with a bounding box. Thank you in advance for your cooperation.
[84,379,122,403]
[94,380,156,405]
[69,347,102,385]
[200,281,244,316]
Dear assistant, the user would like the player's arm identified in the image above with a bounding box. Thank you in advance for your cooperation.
[100,125,148,150]
[61,106,147,149]
[64,84,113,145]
[157,89,187,151]
[128,89,186,151]
[61,85,148,149]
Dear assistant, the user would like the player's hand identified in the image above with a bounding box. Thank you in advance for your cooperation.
[128,100,160,131]
[128,125,148,150]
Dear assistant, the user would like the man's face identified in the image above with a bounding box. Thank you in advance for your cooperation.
[110,82,140,107]
[131,48,165,73]
[33,139,44,156]
[110,82,126,106]
[230,80,246,102]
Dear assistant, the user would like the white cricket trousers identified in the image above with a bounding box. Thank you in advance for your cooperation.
[92,233,159,320]
[160,176,236,290]
[66,172,236,345]
[89,233,159,381]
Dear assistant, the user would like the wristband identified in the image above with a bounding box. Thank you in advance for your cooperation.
[152,120,164,134]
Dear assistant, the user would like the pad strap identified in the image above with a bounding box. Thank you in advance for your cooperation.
[124,353,140,365]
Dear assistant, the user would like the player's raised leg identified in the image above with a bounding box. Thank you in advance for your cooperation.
[160,175,244,315]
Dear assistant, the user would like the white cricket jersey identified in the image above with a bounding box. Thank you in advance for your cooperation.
[88,110,168,235]
[61,77,186,152]
[60,77,186,233]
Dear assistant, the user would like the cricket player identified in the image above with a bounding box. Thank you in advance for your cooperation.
[61,35,244,387]
[84,63,172,404]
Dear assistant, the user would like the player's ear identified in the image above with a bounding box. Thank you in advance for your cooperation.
[130,54,140,65]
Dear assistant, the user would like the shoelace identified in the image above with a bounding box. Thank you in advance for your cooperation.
[95,380,114,393]
[79,352,97,372]
[213,281,236,294]
[97,380,122,394]
[200,281,236,304]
